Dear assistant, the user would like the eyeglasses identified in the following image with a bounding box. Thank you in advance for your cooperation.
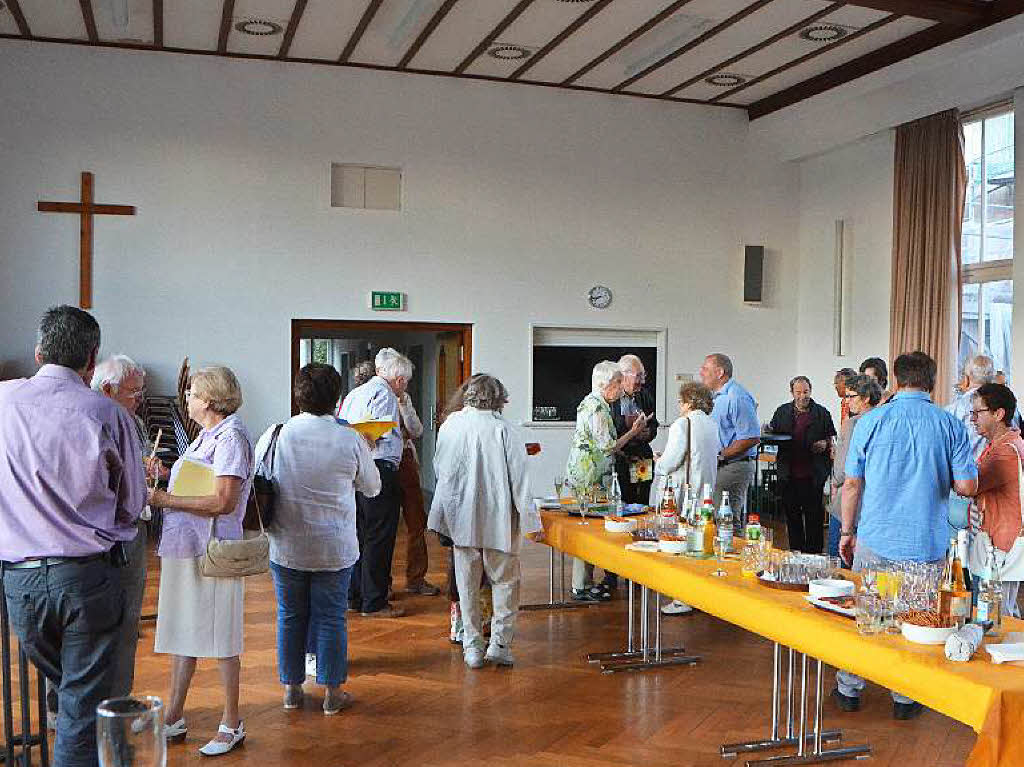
[843,393,859,399]
[969,408,991,420]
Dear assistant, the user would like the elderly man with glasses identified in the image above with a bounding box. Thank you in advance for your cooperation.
[611,355,659,505]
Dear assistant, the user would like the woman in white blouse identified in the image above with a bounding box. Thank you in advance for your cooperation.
[255,363,381,715]
[654,381,719,616]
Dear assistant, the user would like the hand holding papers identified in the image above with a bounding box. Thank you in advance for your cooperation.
[170,458,216,497]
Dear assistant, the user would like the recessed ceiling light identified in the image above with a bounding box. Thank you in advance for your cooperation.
[487,44,532,61]
[234,18,283,36]
[705,73,746,87]
[798,24,849,42]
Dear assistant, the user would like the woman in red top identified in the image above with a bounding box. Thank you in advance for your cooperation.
[968,383,1024,617]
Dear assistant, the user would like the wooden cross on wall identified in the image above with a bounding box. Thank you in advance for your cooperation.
[38,172,136,309]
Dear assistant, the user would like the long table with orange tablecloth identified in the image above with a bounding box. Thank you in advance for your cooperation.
[540,511,1024,767]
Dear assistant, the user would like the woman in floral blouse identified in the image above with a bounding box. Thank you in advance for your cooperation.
[565,360,648,600]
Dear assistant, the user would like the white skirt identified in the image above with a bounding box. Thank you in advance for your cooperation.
[154,557,244,658]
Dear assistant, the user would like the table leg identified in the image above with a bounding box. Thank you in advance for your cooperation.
[721,645,842,759]
[600,586,700,673]
[521,550,599,611]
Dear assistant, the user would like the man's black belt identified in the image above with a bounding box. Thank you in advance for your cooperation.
[718,456,755,468]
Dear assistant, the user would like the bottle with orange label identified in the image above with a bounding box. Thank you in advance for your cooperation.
[700,483,716,555]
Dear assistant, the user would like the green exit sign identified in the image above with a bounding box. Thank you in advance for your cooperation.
[370,291,405,311]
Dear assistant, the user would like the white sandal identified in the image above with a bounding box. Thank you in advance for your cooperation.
[163,717,187,741]
[198,721,245,756]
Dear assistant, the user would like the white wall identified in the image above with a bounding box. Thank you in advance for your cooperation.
[0,42,803,492]
[795,131,895,425]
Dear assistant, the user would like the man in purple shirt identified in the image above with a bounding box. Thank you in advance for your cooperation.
[0,306,146,767]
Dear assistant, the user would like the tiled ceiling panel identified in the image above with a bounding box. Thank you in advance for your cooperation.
[286,0,368,61]
[164,0,222,49]
[20,0,87,39]
[408,0,524,72]
[348,0,447,67]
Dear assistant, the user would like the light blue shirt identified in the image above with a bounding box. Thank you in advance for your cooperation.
[945,386,1021,460]
[711,379,759,458]
[338,376,403,467]
[845,390,977,561]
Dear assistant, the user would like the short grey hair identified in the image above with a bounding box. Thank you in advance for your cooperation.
[91,354,145,393]
[37,305,100,370]
[846,374,883,406]
[375,347,413,380]
[462,374,508,411]
[707,353,733,379]
[966,355,995,386]
[618,354,644,373]
[592,360,622,392]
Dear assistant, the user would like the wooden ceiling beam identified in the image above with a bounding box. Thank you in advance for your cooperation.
[397,0,459,70]
[748,19,981,119]
[217,0,235,53]
[613,0,775,92]
[153,0,163,47]
[840,1,988,24]
[709,14,899,102]
[510,0,613,80]
[562,0,696,85]
[663,2,842,97]
[5,0,31,37]
[454,0,535,75]
[79,0,98,42]
[339,0,382,63]
[278,0,307,58]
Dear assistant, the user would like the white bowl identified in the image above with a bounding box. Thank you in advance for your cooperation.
[658,538,687,554]
[901,622,956,645]
[605,518,636,534]
[808,579,855,599]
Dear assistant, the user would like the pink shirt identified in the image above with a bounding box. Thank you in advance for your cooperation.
[0,365,146,561]
[157,414,254,558]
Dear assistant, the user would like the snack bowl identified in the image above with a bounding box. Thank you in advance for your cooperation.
[901,622,956,645]
[658,536,687,554]
[808,579,855,599]
[605,517,637,534]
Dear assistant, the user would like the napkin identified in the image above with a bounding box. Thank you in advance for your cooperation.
[987,643,1024,664]
[945,624,984,662]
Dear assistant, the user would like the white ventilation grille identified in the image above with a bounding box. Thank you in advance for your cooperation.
[331,164,402,211]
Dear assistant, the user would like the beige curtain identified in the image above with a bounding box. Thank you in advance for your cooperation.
[889,109,967,405]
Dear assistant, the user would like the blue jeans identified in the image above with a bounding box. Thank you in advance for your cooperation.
[827,515,842,560]
[270,561,352,687]
[2,559,124,767]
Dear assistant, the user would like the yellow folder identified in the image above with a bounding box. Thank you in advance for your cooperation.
[171,458,216,497]
[348,420,398,441]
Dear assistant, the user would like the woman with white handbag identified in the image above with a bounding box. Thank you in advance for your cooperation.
[965,382,1024,617]
[149,365,255,756]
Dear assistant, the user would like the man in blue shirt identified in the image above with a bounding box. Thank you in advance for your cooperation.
[835,351,977,719]
[700,353,760,529]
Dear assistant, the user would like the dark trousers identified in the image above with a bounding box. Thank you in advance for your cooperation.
[350,460,401,613]
[615,460,652,506]
[398,449,429,586]
[782,478,826,554]
[2,559,124,767]
[271,562,352,687]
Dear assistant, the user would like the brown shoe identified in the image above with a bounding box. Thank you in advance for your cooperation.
[360,604,405,618]
[323,690,354,716]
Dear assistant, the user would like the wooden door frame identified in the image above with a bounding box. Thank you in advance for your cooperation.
[290,318,473,415]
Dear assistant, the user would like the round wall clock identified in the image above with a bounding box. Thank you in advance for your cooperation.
[588,285,613,309]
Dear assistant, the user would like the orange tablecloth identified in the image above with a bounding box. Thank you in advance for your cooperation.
[541,512,1024,767]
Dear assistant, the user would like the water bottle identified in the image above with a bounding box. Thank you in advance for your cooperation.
[717,491,734,554]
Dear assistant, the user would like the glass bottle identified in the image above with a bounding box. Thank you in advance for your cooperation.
[939,536,971,628]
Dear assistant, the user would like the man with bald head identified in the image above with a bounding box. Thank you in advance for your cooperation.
[611,355,659,505]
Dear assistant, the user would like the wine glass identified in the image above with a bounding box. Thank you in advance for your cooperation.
[711,530,727,577]
[577,485,591,525]
[97,696,166,767]
[553,475,564,501]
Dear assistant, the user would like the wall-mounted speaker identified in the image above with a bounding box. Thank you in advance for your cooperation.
[743,245,764,304]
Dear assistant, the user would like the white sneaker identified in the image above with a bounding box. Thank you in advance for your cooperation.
[661,600,693,615]
[198,722,245,756]
[464,646,486,669]
[163,717,187,741]
[305,653,317,679]
[485,643,514,667]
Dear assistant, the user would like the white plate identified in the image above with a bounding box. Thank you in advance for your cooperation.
[658,539,687,554]
[605,518,636,534]
[625,541,659,553]
[901,622,956,645]
[808,579,855,599]
[805,595,856,618]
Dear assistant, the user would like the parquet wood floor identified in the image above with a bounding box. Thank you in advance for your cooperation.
[7,522,979,766]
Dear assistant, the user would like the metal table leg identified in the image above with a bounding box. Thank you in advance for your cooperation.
[720,645,842,758]
[587,581,696,664]
[522,550,599,611]
[599,586,701,673]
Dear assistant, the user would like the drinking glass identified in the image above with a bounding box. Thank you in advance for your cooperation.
[97,696,165,767]
[576,485,591,525]
[553,475,564,501]
[855,593,882,636]
[711,532,728,577]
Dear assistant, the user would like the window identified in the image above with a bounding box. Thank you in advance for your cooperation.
[960,107,1014,378]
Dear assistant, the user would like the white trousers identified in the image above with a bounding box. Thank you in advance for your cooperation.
[453,547,520,651]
